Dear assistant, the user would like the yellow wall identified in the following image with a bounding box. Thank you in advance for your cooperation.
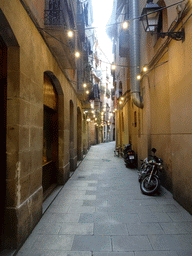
[137,1,192,213]
[116,0,192,214]
[1,0,86,248]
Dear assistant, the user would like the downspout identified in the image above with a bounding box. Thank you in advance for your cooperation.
[129,0,144,108]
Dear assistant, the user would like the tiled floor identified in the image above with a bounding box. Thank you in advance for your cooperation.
[16,142,192,256]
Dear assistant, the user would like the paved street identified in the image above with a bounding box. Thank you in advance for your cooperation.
[16,142,192,256]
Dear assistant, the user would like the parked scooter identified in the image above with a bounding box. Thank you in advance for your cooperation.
[123,144,137,168]
[138,148,164,195]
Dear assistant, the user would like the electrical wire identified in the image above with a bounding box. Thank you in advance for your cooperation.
[41,0,187,33]
[38,0,189,71]
[38,26,138,68]
[83,0,187,30]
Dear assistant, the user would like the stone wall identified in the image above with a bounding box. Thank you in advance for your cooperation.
[1,0,85,248]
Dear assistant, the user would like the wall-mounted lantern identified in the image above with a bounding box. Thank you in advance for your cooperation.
[140,0,185,41]
[140,0,161,32]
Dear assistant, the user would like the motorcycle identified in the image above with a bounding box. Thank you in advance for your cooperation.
[139,148,164,195]
[123,144,137,168]
[138,148,157,182]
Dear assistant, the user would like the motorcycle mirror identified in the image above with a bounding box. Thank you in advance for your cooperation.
[151,148,156,153]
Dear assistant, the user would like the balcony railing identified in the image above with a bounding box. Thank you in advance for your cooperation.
[44,9,65,26]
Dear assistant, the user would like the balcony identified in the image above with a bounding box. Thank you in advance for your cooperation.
[119,30,129,57]
[43,1,76,70]
[115,89,122,99]
[111,88,115,100]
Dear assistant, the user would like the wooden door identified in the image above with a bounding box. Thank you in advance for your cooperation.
[43,74,58,197]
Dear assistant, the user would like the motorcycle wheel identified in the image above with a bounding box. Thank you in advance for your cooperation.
[138,166,151,182]
[140,174,159,195]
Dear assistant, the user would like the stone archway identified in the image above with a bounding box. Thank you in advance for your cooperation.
[43,73,58,197]
[77,107,82,161]
[0,9,20,250]
[0,34,7,250]
[69,100,75,172]
[43,71,64,197]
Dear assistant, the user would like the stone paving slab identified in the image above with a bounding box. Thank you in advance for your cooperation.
[32,235,74,250]
[126,222,164,235]
[134,252,178,256]
[93,253,134,256]
[112,235,152,251]
[17,251,92,256]
[94,223,128,235]
[16,142,192,256]
[40,213,80,223]
[71,235,112,252]
[59,223,94,235]
[79,212,110,223]
[148,234,192,250]
[159,222,192,234]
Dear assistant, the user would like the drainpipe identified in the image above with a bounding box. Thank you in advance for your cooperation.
[129,0,144,108]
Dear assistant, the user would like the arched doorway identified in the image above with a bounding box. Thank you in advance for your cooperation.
[0,35,7,249]
[119,111,123,148]
[70,100,75,172]
[113,128,115,141]
[77,107,82,161]
[43,73,58,198]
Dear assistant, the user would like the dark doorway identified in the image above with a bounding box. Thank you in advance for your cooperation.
[0,35,7,249]
[70,100,74,171]
[77,107,82,161]
[113,128,115,141]
[95,126,99,144]
[43,74,58,198]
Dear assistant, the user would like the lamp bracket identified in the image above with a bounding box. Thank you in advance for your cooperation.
[157,28,185,42]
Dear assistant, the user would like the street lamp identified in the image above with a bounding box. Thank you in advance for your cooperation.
[140,0,185,41]
[140,0,161,33]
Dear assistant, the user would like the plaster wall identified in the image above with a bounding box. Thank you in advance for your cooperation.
[137,1,192,213]
[168,13,192,213]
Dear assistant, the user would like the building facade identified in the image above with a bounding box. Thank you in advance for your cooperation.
[1,0,94,250]
[92,39,115,143]
[82,37,115,146]
[109,0,192,215]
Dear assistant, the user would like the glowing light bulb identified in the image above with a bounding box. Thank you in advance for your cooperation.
[68,31,74,38]
[83,83,87,88]
[75,51,80,58]
[137,75,141,80]
[143,66,148,72]
[123,21,129,29]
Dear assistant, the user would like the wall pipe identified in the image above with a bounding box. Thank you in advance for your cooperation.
[129,0,144,108]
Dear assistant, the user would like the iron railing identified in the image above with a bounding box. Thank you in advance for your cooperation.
[44,9,64,25]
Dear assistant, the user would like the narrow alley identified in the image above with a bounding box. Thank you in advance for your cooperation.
[16,142,192,256]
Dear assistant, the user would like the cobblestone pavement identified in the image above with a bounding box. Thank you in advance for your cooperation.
[16,142,192,256]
